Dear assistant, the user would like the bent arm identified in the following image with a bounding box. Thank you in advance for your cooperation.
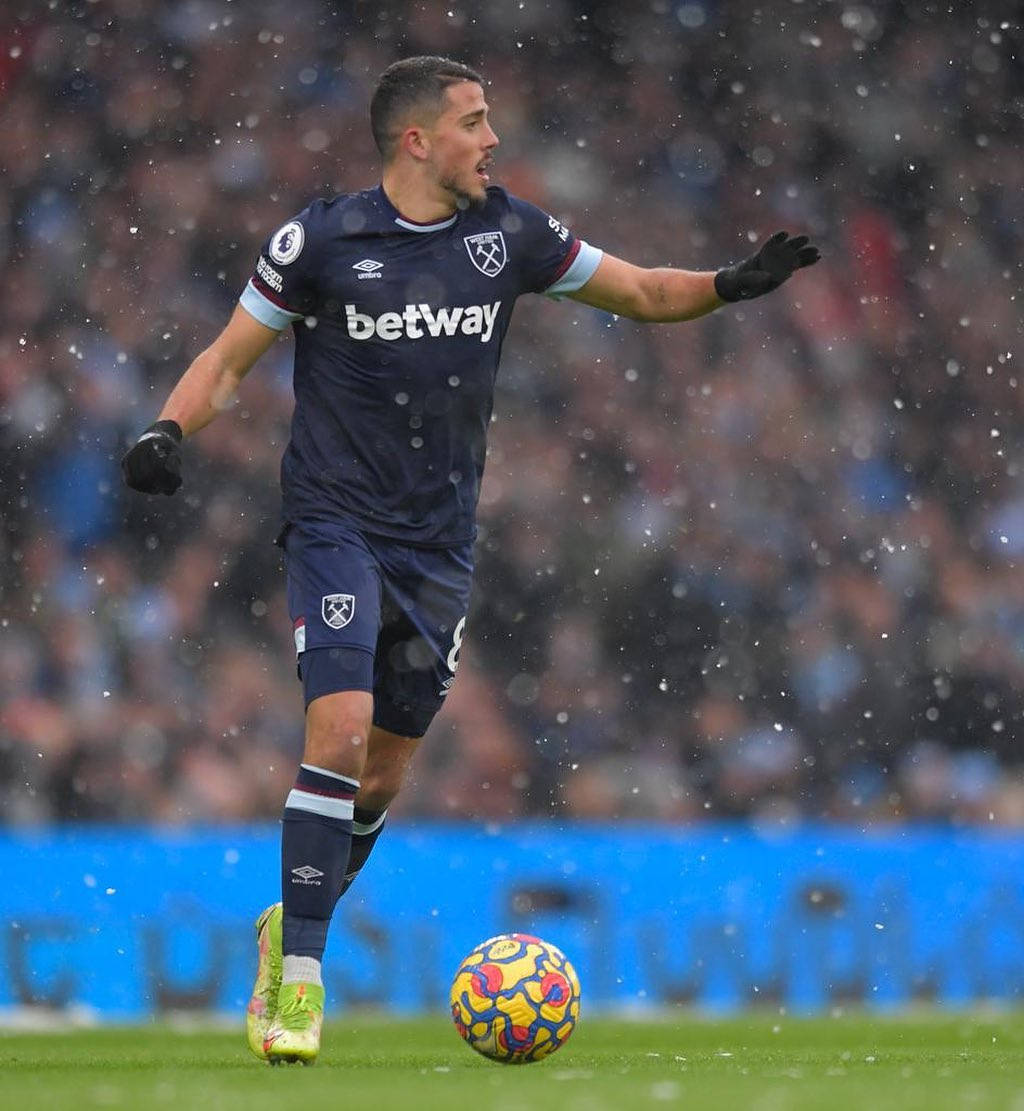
[158,305,281,436]
[568,252,723,323]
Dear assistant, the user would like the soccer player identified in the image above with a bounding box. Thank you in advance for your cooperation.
[122,56,818,1064]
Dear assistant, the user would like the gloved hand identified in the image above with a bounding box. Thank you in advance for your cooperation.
[121,419,184,495]
[714,230,821,302]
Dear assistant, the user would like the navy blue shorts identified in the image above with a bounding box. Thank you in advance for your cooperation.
[282,519,473,738]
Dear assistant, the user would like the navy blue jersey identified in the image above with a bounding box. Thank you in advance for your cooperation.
[239,185,602,546]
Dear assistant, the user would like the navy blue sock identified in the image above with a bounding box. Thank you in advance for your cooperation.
[281,763,358,959]
[336,806,388,902]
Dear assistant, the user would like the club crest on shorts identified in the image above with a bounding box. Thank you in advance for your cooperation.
[464,231,507,277]
[322,593,355,629]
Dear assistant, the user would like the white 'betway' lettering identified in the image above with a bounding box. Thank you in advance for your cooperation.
[345,302,500,344]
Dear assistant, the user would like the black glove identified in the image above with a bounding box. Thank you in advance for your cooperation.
[121,419,183,495]
[714,230,821,302]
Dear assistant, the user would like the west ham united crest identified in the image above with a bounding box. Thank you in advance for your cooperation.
[464,231,507,277]
[322,593,355,629]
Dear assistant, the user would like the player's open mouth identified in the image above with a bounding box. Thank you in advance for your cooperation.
[476,159,492,182]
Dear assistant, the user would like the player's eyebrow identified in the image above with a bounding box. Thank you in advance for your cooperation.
[458,107,487,123]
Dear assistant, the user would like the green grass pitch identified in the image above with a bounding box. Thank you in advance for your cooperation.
[2,1013,1023,1110]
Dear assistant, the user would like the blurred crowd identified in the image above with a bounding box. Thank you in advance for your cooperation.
[1,0,1022,827]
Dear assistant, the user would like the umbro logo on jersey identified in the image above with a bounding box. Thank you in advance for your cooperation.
[344,302,501,344]
[353,259,384,280]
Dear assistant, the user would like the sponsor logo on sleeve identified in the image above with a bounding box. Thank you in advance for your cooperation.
[270,221,305,265]
[257,256,284,292]
[547,215,570,242]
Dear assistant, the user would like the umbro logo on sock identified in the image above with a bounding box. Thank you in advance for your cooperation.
[291,865,325,885]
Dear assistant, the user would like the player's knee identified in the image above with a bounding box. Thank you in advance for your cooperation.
[304,692,373,775]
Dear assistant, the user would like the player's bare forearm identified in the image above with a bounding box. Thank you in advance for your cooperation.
[122,307,276,494]
[634,267,722,322]
[158,345,252,436]
[570,254,721,322]
[158,305,279,436]
[569,232,820,322]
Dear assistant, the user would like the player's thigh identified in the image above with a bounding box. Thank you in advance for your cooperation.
[357,725,421,810]
[371,541,473,740]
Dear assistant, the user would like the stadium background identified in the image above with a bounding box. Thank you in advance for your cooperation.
[0,0,1022,1017]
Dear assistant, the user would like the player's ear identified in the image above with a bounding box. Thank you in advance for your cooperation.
[402,126,431,162]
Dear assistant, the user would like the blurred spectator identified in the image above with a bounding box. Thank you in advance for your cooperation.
[0,1,1021,826]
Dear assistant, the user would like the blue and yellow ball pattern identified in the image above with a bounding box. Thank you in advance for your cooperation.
[450,933,581,1064]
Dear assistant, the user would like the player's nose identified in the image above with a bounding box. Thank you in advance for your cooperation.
[483,123,499,149]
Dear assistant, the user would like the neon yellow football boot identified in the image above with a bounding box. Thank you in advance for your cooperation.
[245,902,283,1060]
[263,981,325,1065]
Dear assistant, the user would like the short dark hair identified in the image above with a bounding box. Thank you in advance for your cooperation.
[370,56,483,162]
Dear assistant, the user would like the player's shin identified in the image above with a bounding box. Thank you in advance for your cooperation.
[263,765,356,1062]
[336,805,388,901]
[280,764,359,968]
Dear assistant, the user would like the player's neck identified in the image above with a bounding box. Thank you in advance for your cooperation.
[381,170,457,226]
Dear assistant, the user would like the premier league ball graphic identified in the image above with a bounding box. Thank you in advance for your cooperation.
[449,933,581,1064]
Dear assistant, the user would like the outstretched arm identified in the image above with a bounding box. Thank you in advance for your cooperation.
[569,253,722,321]
[121,304,281,495]
[158,304,280,436]
[569,231,820,322]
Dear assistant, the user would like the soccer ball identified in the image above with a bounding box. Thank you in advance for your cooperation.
[449,933,581,1064]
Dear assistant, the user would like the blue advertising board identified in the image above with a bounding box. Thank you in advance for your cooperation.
[3,824,1024,1017]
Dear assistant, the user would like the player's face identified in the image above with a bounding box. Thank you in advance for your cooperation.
[426,81,499,206]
